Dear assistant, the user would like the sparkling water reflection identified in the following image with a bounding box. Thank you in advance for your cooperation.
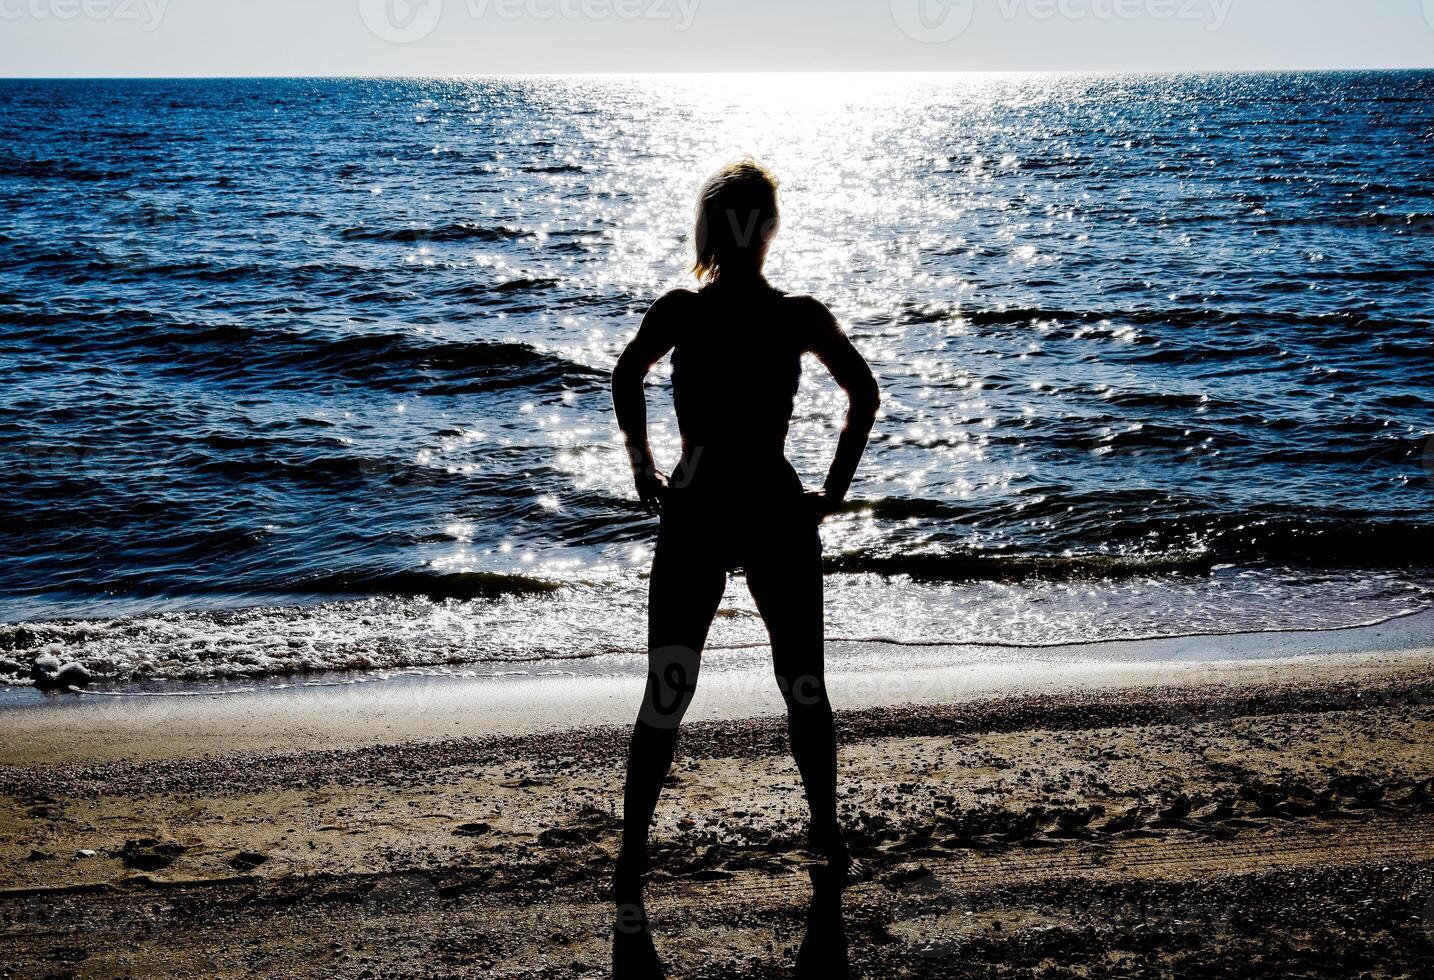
[0,74,1431,683]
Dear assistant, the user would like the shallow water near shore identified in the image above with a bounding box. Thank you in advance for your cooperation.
[3,610,1431,770]
[2,563,1431,691]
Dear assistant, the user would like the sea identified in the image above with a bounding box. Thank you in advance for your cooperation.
[1,72,1431,690]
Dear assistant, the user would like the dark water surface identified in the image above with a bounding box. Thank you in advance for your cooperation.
[1,74,1431,684]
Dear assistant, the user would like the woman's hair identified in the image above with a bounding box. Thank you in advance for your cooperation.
[692,157,780,283]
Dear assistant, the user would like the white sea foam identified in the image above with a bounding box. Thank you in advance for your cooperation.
[2,567,1428,690]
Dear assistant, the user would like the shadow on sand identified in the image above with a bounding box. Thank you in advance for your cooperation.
[613,872,850,979]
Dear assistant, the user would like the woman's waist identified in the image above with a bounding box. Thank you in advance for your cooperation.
[662,473,809,531]
[672,443,798,489]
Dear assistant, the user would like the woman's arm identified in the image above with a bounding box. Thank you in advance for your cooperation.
[802,298,880,517]
[612,291,686,515]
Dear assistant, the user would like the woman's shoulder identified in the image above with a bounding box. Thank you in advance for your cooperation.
[653,287,700,309]
[642,288,699,334]
[776,292,841,348]
[778,292,833,317]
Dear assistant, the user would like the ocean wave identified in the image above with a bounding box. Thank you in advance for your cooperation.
[842,497,1434,578]
[1,568,1428,690]
[894,304,1418,335]
[826,550,1220,582]
[340,223,533,243]
[1250,211,1434,234]
[284,569,562,601]
[0,154,131,181]
[520,163,585,174]
[1,314,605,394]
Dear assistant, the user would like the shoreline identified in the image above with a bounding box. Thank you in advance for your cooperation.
[2,611,1432,766]
[4,660,1432,802]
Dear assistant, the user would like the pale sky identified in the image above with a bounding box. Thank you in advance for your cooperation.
[2,0,1432,76]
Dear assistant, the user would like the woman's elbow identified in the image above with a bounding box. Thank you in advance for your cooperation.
[851,378,881,418]
[611,354,641,390]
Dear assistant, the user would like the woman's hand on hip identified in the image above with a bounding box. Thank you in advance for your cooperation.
[634,469,669,516]
[804,490,840,525]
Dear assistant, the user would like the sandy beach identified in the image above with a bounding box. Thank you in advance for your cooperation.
[3,620,1434,978]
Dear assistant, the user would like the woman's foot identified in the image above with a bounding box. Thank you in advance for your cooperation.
[807,826,865,890]
[612,901,666,980]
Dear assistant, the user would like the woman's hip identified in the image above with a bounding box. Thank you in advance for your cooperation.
[657,485,818,572]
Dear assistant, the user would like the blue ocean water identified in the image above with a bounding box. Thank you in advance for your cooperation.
[1,73,1431,685]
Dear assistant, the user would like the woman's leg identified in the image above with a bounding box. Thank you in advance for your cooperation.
[744,526,846,865]
[615,530,726,905]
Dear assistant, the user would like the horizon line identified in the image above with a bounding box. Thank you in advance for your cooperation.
[3,66,1433,81]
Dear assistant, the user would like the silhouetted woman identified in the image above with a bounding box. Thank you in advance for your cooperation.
[610,159,880,934]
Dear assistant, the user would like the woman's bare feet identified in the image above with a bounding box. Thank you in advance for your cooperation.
[807,826,865,890]
[612,900,665,980]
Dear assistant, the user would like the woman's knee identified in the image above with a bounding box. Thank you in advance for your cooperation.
[775,666,828,710]
[639,644,702,729]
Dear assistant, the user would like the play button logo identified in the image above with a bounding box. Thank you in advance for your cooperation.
[890,0,975,43]
[359,0,444,43]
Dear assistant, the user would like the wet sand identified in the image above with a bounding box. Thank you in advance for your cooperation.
[2,631,1433,977]
[4,609,1432,765]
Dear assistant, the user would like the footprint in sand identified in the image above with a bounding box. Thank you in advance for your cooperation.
[118,838,187,872]
[229,851,269,872]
